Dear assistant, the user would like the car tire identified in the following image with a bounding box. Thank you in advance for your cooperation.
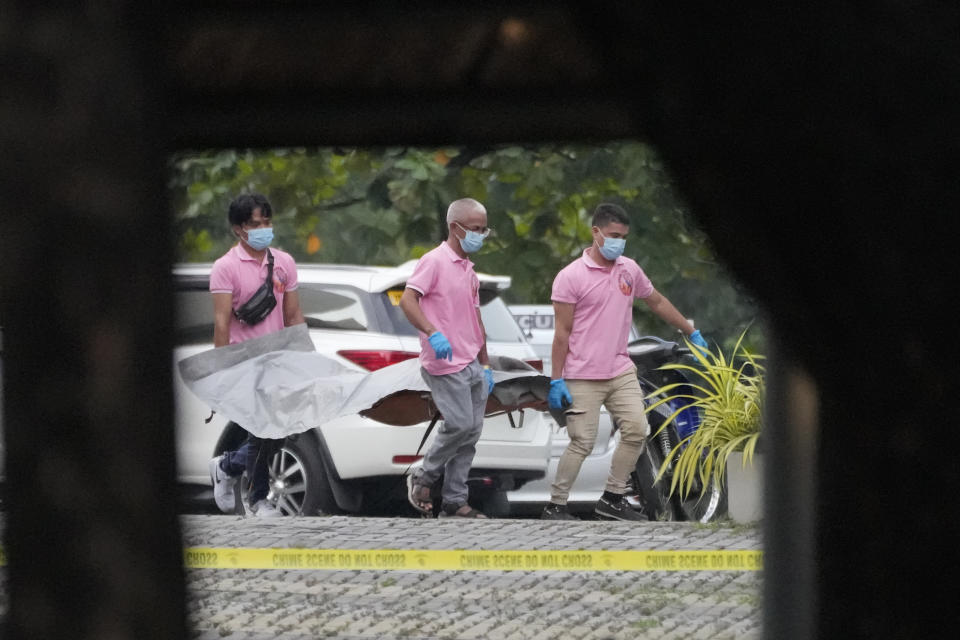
[475,490,511,518]
[238,433,340,516]
[281,433,341,516]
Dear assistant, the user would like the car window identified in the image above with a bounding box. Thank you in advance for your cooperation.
[479,296,526,344]
[374,288,419,336]
[173,281,371,343]
[299,286,369,331]
[175,275,527,344]
[174,289,215,344]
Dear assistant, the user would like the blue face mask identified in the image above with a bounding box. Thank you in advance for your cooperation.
[455,222,487,253]
[245,227,274,250]
[597,232,625,261]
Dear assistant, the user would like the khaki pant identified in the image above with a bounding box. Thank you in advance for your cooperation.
[550,367,650,505]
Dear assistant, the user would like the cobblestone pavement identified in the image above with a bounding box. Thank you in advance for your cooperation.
[180,515,763,640]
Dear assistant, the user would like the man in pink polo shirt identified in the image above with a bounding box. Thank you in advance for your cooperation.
[542,203,709,521]
[399,198,496,518]
[207,193,305,518]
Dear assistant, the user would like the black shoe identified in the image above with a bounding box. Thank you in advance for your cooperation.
[595,495,648,521]
[541,503,579,520]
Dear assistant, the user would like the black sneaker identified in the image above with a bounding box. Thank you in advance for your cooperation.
[541,503,579,520]
[595,495,648,522]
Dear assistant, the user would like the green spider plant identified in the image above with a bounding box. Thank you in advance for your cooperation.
[645,330,765,500]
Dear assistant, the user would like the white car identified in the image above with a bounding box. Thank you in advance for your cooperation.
[174,261,551,517]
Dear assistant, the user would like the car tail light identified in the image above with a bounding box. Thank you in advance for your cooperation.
[337,350,419,371]
[392,455,424,464]
[525,359,544,373]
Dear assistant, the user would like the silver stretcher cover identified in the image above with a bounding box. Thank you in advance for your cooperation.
[178,323,550,439]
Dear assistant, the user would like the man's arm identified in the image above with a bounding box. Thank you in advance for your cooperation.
[641,288,697,336]
[212,292,233,348]
[398,288,437,335]
[475,308,489,366]
[550,301,575,379]
[282,290,306,327]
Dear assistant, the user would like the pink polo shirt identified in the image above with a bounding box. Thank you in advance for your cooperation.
[209,244,299,345]
[552,248,654,380]
[405,242,484,375]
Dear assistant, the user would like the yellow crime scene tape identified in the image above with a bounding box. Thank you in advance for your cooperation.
[181,548,763,572]
[0,546,761,572]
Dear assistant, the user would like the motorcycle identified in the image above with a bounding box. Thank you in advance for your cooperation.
[627,336,728,522]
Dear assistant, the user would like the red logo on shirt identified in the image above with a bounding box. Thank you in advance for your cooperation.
[274,270,288,294]
[618,273,633,296]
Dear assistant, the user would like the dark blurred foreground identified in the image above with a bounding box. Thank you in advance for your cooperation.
[2,3,959,639]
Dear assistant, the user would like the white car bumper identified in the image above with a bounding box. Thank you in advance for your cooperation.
[320,409,551,480]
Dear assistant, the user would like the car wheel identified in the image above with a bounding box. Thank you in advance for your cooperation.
[239,434,340,516]
[476,490,511,518]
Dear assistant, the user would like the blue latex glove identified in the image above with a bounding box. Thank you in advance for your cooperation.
[548,379,573,410]
[483,366,495,394]
[689,329,708,349]
[427,331,453,361]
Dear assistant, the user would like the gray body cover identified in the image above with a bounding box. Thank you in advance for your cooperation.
[178,324,549,439]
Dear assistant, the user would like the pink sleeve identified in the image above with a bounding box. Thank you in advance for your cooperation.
[209,259,234,294]
[551,267,578,304]
[633,264,654,299]
[406,254,437,295]
[279,253,299,291]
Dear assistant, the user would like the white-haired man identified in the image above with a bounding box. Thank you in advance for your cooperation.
[399,198,496,518]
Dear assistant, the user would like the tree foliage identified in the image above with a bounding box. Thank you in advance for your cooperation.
[168,143,764,351]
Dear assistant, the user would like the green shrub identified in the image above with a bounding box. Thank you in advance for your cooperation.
[645,330,764,499]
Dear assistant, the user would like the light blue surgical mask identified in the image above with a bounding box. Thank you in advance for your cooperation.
[245,227,274,250]
[454,222,488,253]
[597,232,625,261]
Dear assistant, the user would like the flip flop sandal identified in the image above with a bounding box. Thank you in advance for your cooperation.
[406,475,434,515]
[439,504,488,519]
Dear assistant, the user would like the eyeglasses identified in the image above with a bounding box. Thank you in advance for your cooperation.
[454,221,492,238]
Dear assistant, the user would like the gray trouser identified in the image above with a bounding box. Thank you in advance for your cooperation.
[415,359,488,508]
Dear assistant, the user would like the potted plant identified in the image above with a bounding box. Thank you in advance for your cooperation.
[645,330,765,522]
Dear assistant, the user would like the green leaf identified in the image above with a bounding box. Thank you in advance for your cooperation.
[167,143,763,357]
[650,329,764,498]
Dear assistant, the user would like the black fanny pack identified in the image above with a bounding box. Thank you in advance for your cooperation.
[234,250,277,325]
